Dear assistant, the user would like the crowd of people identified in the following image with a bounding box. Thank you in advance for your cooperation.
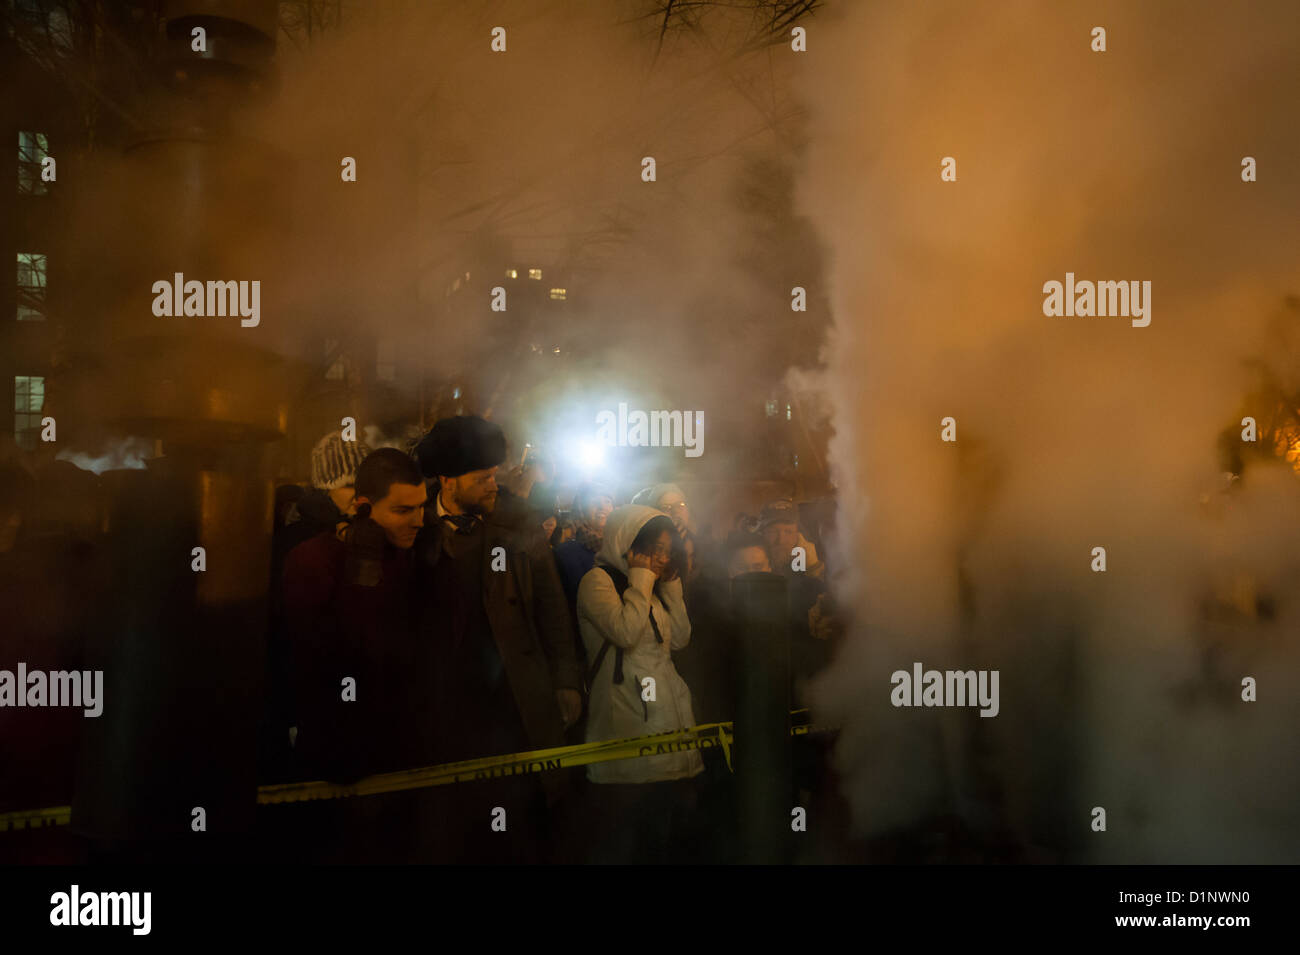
[262,413,842,862]
[0,412,839,862]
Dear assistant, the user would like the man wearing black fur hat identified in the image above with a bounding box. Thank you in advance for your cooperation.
[412,415,583,862]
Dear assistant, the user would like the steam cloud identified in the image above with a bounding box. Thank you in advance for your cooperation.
[253,0,821,480]
[50,0,823,488]
[798,0,1300,861]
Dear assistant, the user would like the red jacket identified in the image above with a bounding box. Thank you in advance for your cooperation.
[281,531,418,779]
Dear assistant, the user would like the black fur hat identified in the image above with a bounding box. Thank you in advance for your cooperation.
[415,415,506,479]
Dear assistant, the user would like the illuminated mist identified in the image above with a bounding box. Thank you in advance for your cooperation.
[798,0,1300,862]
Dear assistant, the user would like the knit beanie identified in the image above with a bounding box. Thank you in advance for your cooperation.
[631,483,685,510]
[310,430,372,490]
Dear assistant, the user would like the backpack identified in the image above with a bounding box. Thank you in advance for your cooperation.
[585,565,663,689]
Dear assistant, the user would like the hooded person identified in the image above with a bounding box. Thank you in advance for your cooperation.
[631,482,700,593]
[579,505,698,770]
[577,504,703,860]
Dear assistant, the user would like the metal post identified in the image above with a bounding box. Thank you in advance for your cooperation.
[731,571,792,863]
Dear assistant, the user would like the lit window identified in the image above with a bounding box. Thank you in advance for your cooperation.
[553,346,561,354]
[549,288,566,301]
[324,339,345,380]
[16,252,46,321]
[376,339,396,382]
[506,269,517,279]
[14,375,44,450]
[452,385,461,399]
[786,404,792,421]
[18,131,49,197]
[765,399,777,417]
[528,268,542,280]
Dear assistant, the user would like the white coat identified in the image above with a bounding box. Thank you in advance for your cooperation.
[578,505,704,784]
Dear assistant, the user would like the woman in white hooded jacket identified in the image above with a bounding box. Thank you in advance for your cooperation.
[578,504,704,786]
[577,505,703,861]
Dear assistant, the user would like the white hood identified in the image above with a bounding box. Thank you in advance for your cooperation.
[596,504,669,575]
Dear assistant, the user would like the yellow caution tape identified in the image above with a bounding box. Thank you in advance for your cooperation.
[0,709,836,832]
[0,804,71,832]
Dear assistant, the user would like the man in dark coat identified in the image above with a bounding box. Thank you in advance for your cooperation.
[412,415,583,862]
[414,417,582,759]
[281,448,426,781]
[278,449,427,862]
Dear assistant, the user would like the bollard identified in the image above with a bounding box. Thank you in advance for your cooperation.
[731,571,792,864]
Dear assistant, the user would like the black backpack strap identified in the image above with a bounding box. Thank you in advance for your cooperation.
[586,639,618,687]
[647,606,663,644]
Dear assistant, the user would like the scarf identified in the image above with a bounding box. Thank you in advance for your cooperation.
[575,520,602,553]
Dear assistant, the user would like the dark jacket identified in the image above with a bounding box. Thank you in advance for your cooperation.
[668,569,736,725]
[276,487,345,570]
[554,538,598,612]
[264,487,348,764]
[281,531,418,780]
[671,570,831,722]
[413,489,581,785]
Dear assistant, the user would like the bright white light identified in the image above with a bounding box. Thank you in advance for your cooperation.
[560,433,607,475]
[577,439,605,471]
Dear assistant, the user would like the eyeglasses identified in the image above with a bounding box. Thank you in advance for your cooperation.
[660,501,688,514]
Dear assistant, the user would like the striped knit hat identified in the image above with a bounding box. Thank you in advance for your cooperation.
[310,430,372,490]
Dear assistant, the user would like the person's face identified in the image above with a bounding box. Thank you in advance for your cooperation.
[658,493,689,533]
[541,516,557,538]
[444,466,499,515]
[763,520,799,561]
[585,495,614,532]
[358,481,427,549]
[729,545,771,579]
[634,529,674,579]
[328,485,357,516]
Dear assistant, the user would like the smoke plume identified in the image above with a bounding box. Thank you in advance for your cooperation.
[797,0,1300,862]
